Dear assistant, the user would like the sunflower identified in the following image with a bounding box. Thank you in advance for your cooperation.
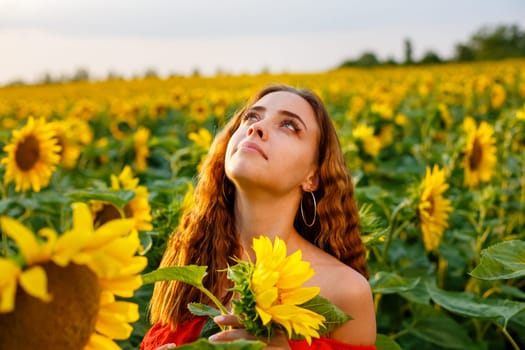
[462,118,497,188]
[92,166,153,232]
[1,117,61,192]
[134,127,151,172]
[188,127,213,151]
[49,119,82,169]
[352,124,382,157]
[190,100,210,123]
[491,83,506,110]
[230,236,325,344]
[418,165,453,252]
[108,99,139,140]
[0,202,147,349]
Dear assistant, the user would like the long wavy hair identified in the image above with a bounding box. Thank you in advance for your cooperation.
[149,84,368,327]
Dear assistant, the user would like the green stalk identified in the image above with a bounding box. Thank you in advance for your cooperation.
[382,199,410,265]
[501,326,520,350]
[198,287,229,315]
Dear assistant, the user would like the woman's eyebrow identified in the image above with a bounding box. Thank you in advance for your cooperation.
[248,105,308,130]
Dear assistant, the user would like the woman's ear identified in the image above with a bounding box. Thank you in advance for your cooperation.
[301,171,319,192]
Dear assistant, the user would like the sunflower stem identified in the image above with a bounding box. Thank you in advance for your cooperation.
[382,199,410,265]
[198,286,229,315]
[500,326,520,350]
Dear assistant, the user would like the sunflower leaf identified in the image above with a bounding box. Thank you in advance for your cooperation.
[291,294,352,339]
[141,265,208,288]
[375,334,403,350]
[66,189,136,208]
[469,240,525,280]
[369,271,421,294]
[426,282,525,327]
[175,338,265,350]
[188,302,221,317]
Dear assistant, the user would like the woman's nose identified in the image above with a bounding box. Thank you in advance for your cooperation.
[247,123,265,139]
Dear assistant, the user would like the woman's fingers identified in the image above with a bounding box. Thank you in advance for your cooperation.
[213,314,243,327]
[209,328,257,341]
[156,343,176,350]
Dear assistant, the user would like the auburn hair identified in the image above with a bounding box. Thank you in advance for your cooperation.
[149,84,368,327]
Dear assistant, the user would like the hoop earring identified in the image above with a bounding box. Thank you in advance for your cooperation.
[300,191,317,227]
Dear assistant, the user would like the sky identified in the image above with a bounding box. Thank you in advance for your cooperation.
[0,0,524,84]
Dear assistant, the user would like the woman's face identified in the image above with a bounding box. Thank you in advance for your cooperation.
[225,91,320,196]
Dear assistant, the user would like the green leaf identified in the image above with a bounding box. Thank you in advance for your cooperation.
[188,303,221,317]
[470,240,525,280]
[141,265,208,288]
[375,334,402,350]
[409,304,475,349]
[199,318,222,338]
[138,231,153,255]
[370,271,420,294]
[499,284,525,300]
[291,294,352,339]
[175,338,265,350]
[399,282,431,304]
[66,189,135,208]
[426,282,525,327]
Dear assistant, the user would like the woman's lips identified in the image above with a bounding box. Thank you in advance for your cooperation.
[237,141,268,160]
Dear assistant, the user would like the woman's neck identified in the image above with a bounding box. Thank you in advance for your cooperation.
[233,188,301,259]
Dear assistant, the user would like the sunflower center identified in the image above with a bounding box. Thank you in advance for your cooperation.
[427,196,435,216]
[53,135,65,157]
[469,137,482,170]
[15,134,40,171]
[94,203,123,227]
[0,262,101,349]
[124,203,134,218]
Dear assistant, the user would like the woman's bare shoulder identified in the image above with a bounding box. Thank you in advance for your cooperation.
[306,249,376,345]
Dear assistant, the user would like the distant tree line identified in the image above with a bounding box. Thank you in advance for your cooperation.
[4,23,525,86]
[338,23,525,68]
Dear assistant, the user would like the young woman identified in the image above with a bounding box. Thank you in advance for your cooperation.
[142,84,376,350]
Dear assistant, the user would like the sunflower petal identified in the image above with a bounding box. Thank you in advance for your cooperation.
[0,258,20,313]
[86,219,135,250]
[85,333,122,350]
[99,275,143,297]
[72,202,94,233]
[19,265,52,303]
[0,216,42,264]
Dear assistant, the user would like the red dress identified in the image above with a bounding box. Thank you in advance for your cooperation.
[141,317,376,350]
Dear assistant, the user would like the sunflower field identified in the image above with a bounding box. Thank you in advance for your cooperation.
[1,59,525,349]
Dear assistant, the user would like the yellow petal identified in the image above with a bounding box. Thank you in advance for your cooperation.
[53,229,91,266]
[86,254,124,278]
[85,333,122,350]
[0,259,20,313]
[96,303,137,339]
[0,281,17,313]
[255,305,273,325]
[110,175,120,190]
[0,216,41,264]
[119,256,148,275]
[280,286,320,305]
[72,202,94,233]
[85,219,135,250]
[255,286,278,308]
[19,266,52,303]
[98,235,141,263]
[99,275,143,297]
[102,300,139,322]
[38,227,57,254]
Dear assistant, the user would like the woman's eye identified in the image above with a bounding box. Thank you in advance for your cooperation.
[242,113,259,122]
[282,119,300,132]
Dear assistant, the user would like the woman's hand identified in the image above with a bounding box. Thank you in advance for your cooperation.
[209,315,291,350]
